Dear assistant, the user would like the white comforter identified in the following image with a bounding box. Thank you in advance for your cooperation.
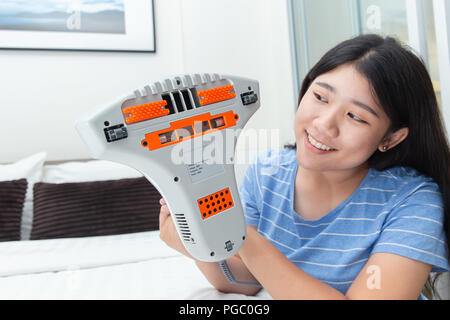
[0,231,271,300]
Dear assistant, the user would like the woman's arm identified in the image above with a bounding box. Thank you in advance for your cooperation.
[238,227,432,300]
[238,227,347,299]
[160,198,431,299]
[159,198,261,296]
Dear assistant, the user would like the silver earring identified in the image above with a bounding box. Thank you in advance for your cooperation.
[382,146,388,151]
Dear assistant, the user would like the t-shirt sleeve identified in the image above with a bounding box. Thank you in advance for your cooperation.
[238,155,262,227]
[371,181,450,272]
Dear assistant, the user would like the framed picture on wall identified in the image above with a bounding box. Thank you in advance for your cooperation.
[0,0,155,52]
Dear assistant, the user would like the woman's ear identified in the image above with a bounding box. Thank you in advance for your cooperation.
[378,127,409,152]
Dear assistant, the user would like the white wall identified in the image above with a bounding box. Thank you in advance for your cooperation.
[180,0,296,182]
[0,0,296,164]
[180,0,296,141]
[0,0,184,163]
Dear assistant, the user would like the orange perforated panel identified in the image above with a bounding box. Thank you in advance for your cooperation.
[197,85,236,106]
[123,100,169,124]
[197,187,234,220]
[141,110,239,151]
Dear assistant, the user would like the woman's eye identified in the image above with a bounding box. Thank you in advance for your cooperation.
[314,93,328,103]
[348,113,366,123]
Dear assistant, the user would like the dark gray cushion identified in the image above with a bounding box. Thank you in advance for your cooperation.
[0,179,27,241]
[31,177,161,240]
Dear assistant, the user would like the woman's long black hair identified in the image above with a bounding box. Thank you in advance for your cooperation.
[286,34,450,298]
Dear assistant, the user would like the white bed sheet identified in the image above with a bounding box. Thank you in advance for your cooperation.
[0,231,271,300]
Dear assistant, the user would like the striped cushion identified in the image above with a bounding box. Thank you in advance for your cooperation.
[31,177,161,240]
[0,179,27,241]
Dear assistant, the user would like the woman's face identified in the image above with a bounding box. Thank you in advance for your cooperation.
[294,63,392,172]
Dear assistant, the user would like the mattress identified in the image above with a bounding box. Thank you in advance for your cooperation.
[0,230,271,300]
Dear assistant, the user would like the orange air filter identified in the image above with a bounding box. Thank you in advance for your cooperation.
[123,100,169,124]
[197,85,236,106]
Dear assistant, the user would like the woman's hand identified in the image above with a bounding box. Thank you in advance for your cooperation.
[159,198,193,259]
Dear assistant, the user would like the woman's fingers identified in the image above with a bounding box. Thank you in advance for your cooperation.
[159,199,170,229]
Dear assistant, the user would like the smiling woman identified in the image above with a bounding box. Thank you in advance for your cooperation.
[280,34,450,298]
[158,34,450,300]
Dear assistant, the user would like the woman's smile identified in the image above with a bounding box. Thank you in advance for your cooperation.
[304,130,338,153]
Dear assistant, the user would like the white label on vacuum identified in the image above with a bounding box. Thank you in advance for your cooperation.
[185,139,225,183]
[187,161,225,183]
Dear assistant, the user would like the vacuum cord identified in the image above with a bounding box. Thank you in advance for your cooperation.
[218,260,262,287]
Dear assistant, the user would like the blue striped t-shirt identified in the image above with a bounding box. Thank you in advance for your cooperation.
[239,148,450,297]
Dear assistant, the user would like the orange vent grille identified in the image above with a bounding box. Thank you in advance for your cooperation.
[197,187,234,220]
[197,85,236,106]
[123,100,169,124]
[141,110,239,151]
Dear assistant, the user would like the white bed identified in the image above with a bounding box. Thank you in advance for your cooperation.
[0,230,272,300]
[0,152,272,300]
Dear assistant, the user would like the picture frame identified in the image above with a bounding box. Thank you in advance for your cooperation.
[0,0,155,52]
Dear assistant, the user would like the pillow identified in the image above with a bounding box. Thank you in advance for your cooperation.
[31,177,161,240]
[0,152,47,240]
[0,179,28,241]
[42,160,143,183]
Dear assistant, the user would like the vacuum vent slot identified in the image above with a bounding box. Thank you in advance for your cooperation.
[173,91,185,113]
[181,89,194,110]
[189,87,202,108]
[162,94,176,114]
[174,213,192,242]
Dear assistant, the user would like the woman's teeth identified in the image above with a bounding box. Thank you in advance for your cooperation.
[307,133,336,151]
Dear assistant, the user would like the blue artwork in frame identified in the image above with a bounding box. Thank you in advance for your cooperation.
[0,0,155,52]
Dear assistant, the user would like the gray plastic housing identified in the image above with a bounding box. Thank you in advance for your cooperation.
[75,73,260,262]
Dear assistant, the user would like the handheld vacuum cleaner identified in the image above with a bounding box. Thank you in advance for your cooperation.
[76,73,262,287]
